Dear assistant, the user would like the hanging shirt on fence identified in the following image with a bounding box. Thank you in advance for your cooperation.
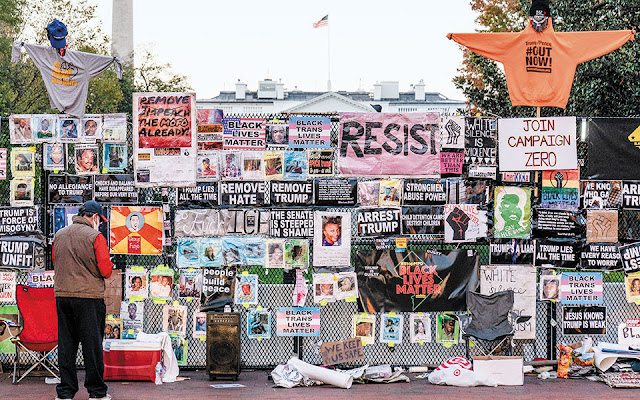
[11,42,123,118]
[447,20,635,109]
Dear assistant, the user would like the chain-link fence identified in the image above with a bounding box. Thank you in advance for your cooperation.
[1,114,639,372]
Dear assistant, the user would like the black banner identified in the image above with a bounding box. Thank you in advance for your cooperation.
[562,306,606,335]
[532,208,583,238]
[0,207,39,236]
[269,209,314,238]
[219,181,266,206]
[464,117,497,166]
[48,175,94,204]
[314,178,357,206]
[619,242,640,273]
[177,182,219,208]
[355,248,478,312]
[587,118,640,180]
[269,181,314,206]
[94,174,138,204]
[581,243,622,270]
[402,179,446,205]
[356,208,401,237]
[0,236,45,269]
[401,206,444,235]
[489,239,535,264]
[623,181,640,209]
[200,266,236,311]
[308,150,334,176]
[534,240,580,268]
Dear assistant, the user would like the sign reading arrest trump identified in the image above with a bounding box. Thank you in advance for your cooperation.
[498,117,577,171]
[338,112,440,176]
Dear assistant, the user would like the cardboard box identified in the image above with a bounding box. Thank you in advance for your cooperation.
[473,356,524,386]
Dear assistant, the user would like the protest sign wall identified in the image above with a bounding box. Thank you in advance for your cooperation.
[562,306,606,335]
[355,248,478,312]
[560,272,604,305]
[94,174,138,204]
[133,92,197,187]
[356,208,401,237]
[498,117,577,171]
[48,175,93,204]
[0,207,39,236]
[480,264,536,339]
[314,178,357,206]
[581,180,622,209]
[338,112,440,176]
[401,206,444,235]
[288,116,331,149]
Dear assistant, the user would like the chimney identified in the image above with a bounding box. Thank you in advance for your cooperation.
[276,81,285,100]
[373,82,382,101]
[235,81,247,100]
[414,79,425,101]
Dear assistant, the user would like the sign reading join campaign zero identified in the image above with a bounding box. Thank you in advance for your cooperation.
[498,117,577,171]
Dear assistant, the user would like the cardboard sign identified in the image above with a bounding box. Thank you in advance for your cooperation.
[223,118,266,150]
[619,242,640,273]
[321,337,365,366]
[338,112,440,176]
[586,209,618,243]
[497,117,577,171]
[288,116,331,149]
[402,179,446,205]
[0,207,39,236]
[94,174,139,204]
[314,178,357,206]
[269,181,314,206]
[269,209,314,238]
[48,174,94,204]
[276,307,320,337]
[618,323,640,346]
[356,208,401,237]
[562,306,606,335]
[581,243,622,270]
[560,272,604,305]
[220,181,266,206]
[176,182,219,207]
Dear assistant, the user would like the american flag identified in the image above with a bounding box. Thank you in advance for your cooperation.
[313,15,328,28]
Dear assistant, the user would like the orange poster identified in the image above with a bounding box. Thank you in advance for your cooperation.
[110,206,163,255]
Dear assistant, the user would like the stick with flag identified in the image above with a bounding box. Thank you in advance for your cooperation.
[313,14,328,28]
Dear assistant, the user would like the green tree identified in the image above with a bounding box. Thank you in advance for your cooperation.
[454,0,640,117]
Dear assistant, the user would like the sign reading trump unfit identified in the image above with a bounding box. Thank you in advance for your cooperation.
[498,117,577,171]
[338,112,440,176]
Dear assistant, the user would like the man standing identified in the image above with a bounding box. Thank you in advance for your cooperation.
[54,200,113,400]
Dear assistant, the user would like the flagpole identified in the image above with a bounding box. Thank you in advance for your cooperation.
[327,14,331,92]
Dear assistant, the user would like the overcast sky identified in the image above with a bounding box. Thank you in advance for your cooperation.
[93,0,480,100]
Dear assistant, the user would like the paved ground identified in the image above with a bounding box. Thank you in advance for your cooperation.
[1,369,639,399]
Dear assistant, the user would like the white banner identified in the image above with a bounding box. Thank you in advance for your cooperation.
[498,117,577,171]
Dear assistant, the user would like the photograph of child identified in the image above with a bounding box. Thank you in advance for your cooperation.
[436,314,459,344]
[163,304,187,336]
[43,143,65,170]
[352,314,376,345]
[540,275,560,301]
[266,240,284,268]
[380,314,403,344]
[104,318,122,339]
[409,314,431,343]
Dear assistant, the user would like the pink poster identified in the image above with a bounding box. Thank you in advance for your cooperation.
[440,152,464,174]
[338,113,440,176]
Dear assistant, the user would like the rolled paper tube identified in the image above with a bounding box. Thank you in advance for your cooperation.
[287,357,353,389]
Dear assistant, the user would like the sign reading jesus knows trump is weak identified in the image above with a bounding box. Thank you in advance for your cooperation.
[338,112,440,176]
[498,117,577,171]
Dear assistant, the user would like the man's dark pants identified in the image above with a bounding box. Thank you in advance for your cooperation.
[56,297,107,399]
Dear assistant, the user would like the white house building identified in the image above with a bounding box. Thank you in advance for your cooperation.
[197,80,467,115]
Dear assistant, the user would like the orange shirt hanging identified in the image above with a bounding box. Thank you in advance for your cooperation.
[448,20,635,108]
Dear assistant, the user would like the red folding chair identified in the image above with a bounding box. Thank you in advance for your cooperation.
[3,285,59,384]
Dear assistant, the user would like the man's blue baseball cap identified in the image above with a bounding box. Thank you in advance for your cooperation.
[46,19,67,49]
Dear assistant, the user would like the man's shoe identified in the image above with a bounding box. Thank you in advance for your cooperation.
[90,395,111,400]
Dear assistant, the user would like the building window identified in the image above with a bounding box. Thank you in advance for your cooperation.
[398,107,417,112]
[242,106,263,113]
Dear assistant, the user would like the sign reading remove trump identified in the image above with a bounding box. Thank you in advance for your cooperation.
[498,117,577,171]
[338,112,440,176]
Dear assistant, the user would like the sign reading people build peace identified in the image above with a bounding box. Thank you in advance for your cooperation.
[498,117,577,171]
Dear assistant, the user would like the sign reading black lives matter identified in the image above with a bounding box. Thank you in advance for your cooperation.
[535,239,580,269]
[200,266,236,310]
[581,243,621,270]
[314,178,357,206]
[269,209,314,238]
[623,181,640,208]
[465,117,497,166]
[356,208,401,237]
[0,237,45,269]
[619,242,640,273]
[532,209,582,238]
[489,239,535,265]
[401,206,444,235]
[177,182,219,207]
[562,306,606,335]
[269,181,314,206]
[402,179,446,205]
[219,181,266,206]
[0,207,39,235]
[48,175,94,204]
[94,174,138,204]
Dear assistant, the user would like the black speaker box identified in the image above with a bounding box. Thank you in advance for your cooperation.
[206,312,240,380]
